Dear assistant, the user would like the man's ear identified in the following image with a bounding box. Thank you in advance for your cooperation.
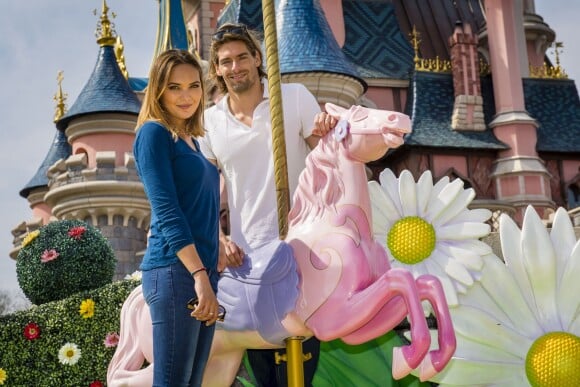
[255,52,262,68]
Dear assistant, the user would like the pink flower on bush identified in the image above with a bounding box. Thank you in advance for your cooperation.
[40,249,59,263]
[104,332,120,348]
[68,226,86,240]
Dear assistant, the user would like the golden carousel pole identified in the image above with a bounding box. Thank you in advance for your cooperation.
[261,1,306,386]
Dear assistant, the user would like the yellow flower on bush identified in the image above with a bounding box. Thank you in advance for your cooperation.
[79,299,95,319]
[0,367,6,385]
[21,230,40,248]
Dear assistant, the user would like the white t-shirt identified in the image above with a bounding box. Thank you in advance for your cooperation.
[200,80,320,252]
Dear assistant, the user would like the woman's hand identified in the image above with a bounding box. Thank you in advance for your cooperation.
[190,272,220,326]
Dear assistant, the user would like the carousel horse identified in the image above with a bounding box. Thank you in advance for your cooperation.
[107,103,456,386]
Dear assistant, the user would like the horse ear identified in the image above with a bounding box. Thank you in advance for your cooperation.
[325,102,346,118]
[349,105,369,122]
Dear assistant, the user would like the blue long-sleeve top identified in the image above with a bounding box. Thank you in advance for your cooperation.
[134,121,220,272]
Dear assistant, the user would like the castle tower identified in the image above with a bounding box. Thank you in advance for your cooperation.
[275,0,366,107]
[484,0,554,222]
[44,1,149,279]
[449,22,486,132]
[153,0,191,59]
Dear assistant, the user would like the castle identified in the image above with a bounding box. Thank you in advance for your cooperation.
[10,0,580,280]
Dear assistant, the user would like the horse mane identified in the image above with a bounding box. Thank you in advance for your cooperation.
[288,135,345,226]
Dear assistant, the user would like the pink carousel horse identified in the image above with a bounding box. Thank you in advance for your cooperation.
[107,103,456,386]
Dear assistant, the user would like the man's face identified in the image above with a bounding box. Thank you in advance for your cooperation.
[215,40,261,94]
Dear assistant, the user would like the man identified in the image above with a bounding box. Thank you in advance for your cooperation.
[200,23,336,387]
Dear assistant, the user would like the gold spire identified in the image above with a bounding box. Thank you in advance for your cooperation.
[115,36,129,79]
[409,25,451,73]
[53,71,67,123]
[94,0,117,46]
[409,25,421,69]
[529,41,568,79]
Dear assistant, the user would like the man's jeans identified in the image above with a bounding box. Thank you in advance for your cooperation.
[142,261,216,387]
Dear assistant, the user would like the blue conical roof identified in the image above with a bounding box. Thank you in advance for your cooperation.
[20,130,72,198]
[276,0,365,88]
[56,45,141,131]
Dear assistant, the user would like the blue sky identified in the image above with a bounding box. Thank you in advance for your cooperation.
[0,0,578,294]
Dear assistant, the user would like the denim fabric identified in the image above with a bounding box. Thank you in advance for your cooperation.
[142,261,217,387]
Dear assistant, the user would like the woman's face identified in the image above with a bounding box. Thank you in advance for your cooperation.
[160,63,202,129]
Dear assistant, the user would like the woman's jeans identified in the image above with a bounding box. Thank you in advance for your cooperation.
[142,261,217,387]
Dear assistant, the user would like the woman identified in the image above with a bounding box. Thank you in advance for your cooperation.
[133,49,220,386]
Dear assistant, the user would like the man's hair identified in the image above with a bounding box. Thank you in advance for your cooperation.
[137,49,205,138]
[208,23,268,95]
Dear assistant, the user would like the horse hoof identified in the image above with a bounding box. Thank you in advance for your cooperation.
[391,347,413,380]
[419,355,438,381]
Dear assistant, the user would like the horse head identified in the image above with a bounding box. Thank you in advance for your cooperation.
[324,102,411,163]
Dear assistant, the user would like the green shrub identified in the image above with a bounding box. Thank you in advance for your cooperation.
[16,220,116,305]
[0,279,140,387]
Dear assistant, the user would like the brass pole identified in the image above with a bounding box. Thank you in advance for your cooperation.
[261,1,305,386]
[261,0,290,239]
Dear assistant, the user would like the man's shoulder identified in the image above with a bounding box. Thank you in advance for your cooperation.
[204,101,227,127]
[281,82,308,93]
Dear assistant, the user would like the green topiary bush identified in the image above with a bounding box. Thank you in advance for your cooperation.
[0,279,140,386]
[16,220,116,305]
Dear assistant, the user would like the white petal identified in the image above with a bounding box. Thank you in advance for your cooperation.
[431,175,451,197]
[499,213,537,315]
[520,206,560,330]
[427,178,464,222]
[432,188,475,227]
[451,207,493,224]
[431,357,524,386]
[438,243,484,271]
[458,238,493,256]
[451,330,523,363]
[550,207,577,279]
[368,181,396,235]
[424,254,459,305]
[416,170,433,216]
[479,254,543,337]
[558,242,580,329]
[568,310,580,335]
[456,277,512,324]
[451,306,533,358]
[443,256,475,287]
[378,168,403,214]
[398,170,418,216]
[437,222,491,240]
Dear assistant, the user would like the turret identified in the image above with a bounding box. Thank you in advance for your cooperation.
[45,0,149,279]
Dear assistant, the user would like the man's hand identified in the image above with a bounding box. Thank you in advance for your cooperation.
[218,235,244,271]
[312,112,338,137]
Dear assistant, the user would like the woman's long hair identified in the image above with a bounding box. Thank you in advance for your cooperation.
[136,49,205,138]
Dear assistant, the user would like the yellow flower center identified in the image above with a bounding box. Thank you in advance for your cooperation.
[387,216,435,265]
[525,331,580,386]
[66,349,75,358]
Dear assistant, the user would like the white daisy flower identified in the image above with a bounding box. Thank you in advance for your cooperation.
[124,270,142,281]
[431,206,580,386]
[369,169,492,305]
[58,342,81,365]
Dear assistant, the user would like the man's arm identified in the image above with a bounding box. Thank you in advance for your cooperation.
[206,158,244,270]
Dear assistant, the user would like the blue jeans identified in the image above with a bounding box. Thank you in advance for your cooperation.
[142,261,217,387]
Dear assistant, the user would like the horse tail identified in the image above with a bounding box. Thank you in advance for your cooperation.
[107,284,154,387]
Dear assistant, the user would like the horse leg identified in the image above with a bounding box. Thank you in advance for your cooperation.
[309,269,431,379]
[202,330,245,387]
[415,274,456,381]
